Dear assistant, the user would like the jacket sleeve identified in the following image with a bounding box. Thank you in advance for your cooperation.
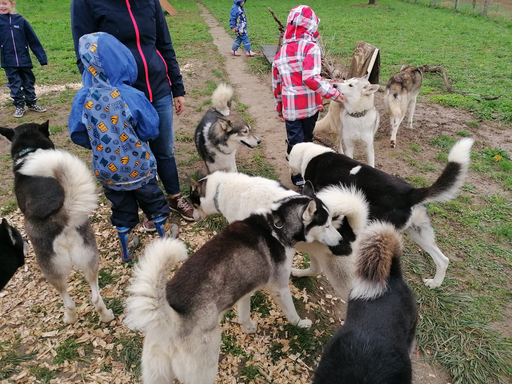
[229,6,239,29]
[68,90,92,149]
[23,20,47,65]
[124,90,160,142]
[70,0,96,74]
[154,3,185,98]
[272,60,283,115]
[302,45,340,100]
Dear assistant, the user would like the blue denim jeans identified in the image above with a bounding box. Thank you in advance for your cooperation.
[149,94,181,196]
[232,33,251,52]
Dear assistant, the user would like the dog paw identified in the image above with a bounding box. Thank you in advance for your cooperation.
[63,310,78,324]
[390,140,396,148]
[291,267,313,277]
[99,309,115,323]
[297,318,312,329]
[241,320,258,334]
[423,278,441,288]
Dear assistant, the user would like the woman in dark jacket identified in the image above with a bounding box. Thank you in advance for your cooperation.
[70,0,195,223]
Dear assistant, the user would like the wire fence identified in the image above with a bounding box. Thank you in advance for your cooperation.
[401,0,512,21]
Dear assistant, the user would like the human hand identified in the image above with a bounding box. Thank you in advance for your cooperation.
[231,27,236,33]
[334,95,346,103]
[174,96,186,116]
[277,114,285,122]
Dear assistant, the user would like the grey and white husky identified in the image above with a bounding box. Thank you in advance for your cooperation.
[384,65,423,148]
[124,194,342,384]
[189,171,369,300]
[0,121,114,324]
[194,83,261,173]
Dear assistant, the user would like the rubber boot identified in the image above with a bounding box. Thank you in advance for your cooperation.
[117,227,140,262]
[153,216,179,239]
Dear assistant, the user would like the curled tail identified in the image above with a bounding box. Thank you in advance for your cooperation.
[124,238,188,333]
[317,185,369,235]
[18,149,97,228]
[212,83,233,116]
[415,138,474,204]
[350,222,402,301]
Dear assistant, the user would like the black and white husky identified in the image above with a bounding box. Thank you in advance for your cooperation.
[289,138,474,288]
[194,83,261,173]
[0,121,114,324]
[124,194,342,384]
[313,222,418,384]
[0,218,27,291]
[189,171,369,300]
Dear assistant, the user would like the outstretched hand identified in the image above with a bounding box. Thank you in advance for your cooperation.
[334,95,346,103]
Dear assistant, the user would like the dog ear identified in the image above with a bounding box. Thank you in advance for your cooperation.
[302,199,317,222]
[363,83,380,95]
[302,180,316,197]
[0,127,14,141]
[217,117,233,133]
[38,120,51,138]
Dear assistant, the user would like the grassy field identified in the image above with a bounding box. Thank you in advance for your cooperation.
[0,1,511,384]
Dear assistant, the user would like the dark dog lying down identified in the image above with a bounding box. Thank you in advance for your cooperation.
[0,218,26,291]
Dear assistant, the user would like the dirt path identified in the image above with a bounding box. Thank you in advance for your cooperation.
[199,4,291,187]
[199,4,451,384]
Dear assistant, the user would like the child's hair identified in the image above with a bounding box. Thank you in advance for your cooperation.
[8,0,16,13]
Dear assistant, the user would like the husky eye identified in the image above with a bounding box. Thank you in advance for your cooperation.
[349,84,353,87]
[332,215,340,221]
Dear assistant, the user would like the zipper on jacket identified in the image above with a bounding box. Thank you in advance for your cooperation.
[125,0,153,101]
[10,15,19,67]
[156,50,172,87]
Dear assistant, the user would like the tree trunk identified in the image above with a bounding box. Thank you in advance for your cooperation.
[483,0,490,16]
[368,0,376,4]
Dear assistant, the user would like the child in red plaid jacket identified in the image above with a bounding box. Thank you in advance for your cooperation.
[272,5,345,188]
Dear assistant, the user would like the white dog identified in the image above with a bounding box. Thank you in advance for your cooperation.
[190,171,369,300]
[332,76,380,167]
[384,66,423,148]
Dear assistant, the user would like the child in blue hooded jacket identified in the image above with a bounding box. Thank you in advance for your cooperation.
[68,32,178,262]
[0,0,47,118]
[230,0,256,57]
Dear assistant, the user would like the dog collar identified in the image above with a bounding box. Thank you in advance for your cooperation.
[17,147,38,158]
[347,110,368,118]
[213,184,222,213]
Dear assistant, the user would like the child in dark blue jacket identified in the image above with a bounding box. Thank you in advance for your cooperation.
[68,32,178,262]
[0,0,47,118]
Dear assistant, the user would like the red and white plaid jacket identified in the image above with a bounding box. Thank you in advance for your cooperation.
[272,5,340,121]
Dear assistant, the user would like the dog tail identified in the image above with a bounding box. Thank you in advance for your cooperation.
[18,149,97,227]
[412,138,474,204]
[350,221,403,301]
[211,83,233,116]
[313,100,343,135]
[316,185,369,235]
[124,237,188,333]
